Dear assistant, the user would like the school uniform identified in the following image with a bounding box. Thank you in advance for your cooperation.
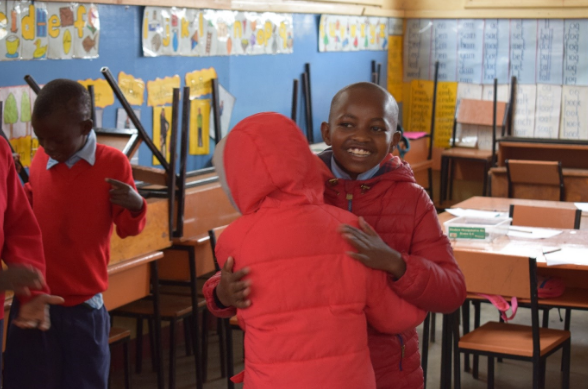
[4,131,147,389]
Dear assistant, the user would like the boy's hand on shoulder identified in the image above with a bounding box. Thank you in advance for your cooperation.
[216,257,252,309]
[106,178,144,213]
[0,266,44,296]
[340,217,407,279]
[12,153,22,173]
[13,294,65,331]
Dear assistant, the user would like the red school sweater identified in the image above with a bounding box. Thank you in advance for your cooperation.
[0,137,49,318]
[26,144,147,306]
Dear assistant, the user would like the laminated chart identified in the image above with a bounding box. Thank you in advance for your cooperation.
[482,84,510,102]
[434,82,458,148]
[143,8,293,57]
[534,84,562,138]
[536,19,564,85]
[404,19,432,82]
[482,19,510,84]
[430,19,458,82]
[456,19,484,84]
[559,85,588,140]
[563,20,588,86]
[510,19,537,84]
[512,84,536,138]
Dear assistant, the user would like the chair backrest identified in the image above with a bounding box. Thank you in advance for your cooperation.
[506,159,564,201]
[457,99,508,127]
[208,225,229,272]
[453,249,535,300]
[509,204,581,230]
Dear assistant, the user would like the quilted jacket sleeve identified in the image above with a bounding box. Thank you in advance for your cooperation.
[203,272,238,318]
[365,269,427,334]
[390,189,466,313]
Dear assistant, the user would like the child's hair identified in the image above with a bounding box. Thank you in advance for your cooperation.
[329,82,399,129]
[33,79,91,122]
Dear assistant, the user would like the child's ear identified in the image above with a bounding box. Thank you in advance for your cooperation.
[320,122,332,145]
[81,119,93,135]
[388,131,402,153]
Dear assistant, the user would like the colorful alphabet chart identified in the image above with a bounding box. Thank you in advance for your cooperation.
[318,15,399,52]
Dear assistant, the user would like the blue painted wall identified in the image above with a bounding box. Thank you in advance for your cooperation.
[0,6,388,170]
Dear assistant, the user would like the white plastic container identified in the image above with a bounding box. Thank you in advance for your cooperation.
[444,216,512,242]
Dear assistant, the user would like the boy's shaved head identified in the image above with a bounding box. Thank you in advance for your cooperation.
[33,79,91,122]
[329,82,398,128]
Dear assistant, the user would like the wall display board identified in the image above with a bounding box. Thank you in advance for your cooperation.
[318,15,401,52]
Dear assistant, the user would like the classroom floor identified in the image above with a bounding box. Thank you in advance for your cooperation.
[109,302,588,389]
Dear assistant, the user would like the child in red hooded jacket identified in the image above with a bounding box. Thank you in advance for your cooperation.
[210,112,426,388]
[204,83,466,389]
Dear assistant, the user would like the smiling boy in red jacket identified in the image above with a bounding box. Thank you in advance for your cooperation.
[3,79,147,389]
[205,82,466,389]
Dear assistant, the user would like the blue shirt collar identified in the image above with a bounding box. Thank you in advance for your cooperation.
[330,155,380,181]
[47,130,96,170]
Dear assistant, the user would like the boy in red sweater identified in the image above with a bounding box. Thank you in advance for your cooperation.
[0,136,64,381]
[204,82,466,389]
[3,79,147,389]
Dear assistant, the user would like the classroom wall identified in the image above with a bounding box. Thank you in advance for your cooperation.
[0,5,388,171]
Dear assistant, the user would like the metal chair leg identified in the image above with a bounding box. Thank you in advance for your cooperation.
[123,339,132,389]
[421,313,431,389]
[135,318,143,374]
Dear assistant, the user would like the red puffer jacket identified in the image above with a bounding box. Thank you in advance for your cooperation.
[318,150,466,389]
[211,113,426,389]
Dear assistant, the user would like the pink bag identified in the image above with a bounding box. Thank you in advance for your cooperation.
[478,294,518,322]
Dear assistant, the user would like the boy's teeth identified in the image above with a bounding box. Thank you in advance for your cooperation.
[348,148,371,156]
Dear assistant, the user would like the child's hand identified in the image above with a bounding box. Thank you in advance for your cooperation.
[215,257,252,309]
[13,294,65,331]
[340,217,407,279]
[12,153,22,174]
[106,178,144,213]
[0,266,44,295]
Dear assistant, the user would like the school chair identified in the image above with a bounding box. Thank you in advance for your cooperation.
[209,226,242,389]
[439,81,508,205]
[397,124,435,201]
[506,160,565,201]
[509,204,581,230]
[108,327,132,389]
[452,249,571,389]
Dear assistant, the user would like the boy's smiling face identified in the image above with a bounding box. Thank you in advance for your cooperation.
[321,84,400,179]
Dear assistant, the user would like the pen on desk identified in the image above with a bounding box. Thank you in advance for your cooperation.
[508,227,534,233]
[542,248,562,255]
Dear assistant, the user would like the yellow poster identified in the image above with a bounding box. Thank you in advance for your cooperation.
[118,72,145,106]
[147,75,181,107]
[434,82,458,148]
[152,106,173,165]
[387,36,403,103]
[402,82,411,130]
[189,99,210,155]
[408,80,434,134]
[186,68,217,99]
[77,79,115,108]
[10,137,32,168]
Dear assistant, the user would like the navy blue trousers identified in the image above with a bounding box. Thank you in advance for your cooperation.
[3,299,110,389]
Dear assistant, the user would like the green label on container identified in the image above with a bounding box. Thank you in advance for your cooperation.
[448,227,486,240]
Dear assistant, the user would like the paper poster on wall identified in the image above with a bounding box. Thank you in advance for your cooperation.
[116,108,141,130]
[512,84,537,137]
[2,1,22,60]
[388,18,403,36]
[560,85,588,140]
[402,82,411,130]
[71,4,99,58]
[563,20,588,86]
[118,72,145,106]
[46,3,74,60]
[534,84,562,139]
[152,106,172,165]
[430,20,457,82]
[510,19,537,85]
[482,19,510,84]
[190,99,210,155]
[77,79,114,108]
[456,19,484,84]
[409,79,434,134]
[387,35,403,102]
[404,19,432,82]
[208,84,235,140]
[0,85,37,167]
[536,19,563,85]
[147,75,181,107]
[185,67,217,99]
[20,2,48,60]
[434,82,458,148]
[319,15,390,52]
[457,83,483,101]
[482,84,510,102]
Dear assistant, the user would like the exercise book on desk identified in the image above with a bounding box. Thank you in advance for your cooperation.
[446,208,508,218]
[544,247,588,267]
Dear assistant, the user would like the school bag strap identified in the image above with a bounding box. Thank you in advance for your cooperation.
[477,293,518,322]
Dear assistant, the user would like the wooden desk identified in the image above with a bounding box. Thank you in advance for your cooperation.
[497,138,588,169]
[443,196,588,230]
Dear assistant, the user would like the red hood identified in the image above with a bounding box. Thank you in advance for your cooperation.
[215,112,324,215]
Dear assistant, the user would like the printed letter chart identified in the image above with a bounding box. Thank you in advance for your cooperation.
[483,19,510,84]
[431,20,457,82]
[536,19,563,85]
[560,85,588,140]
[512,84,537,138]
[404,19,432,82]
[510,19,537,84]
[457,19,484,84]
[563,20,588,86]
[534,84,562,138]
